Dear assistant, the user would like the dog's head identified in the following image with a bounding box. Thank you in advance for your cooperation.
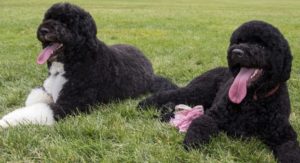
[36,3,97,64]
[227,20,292,104]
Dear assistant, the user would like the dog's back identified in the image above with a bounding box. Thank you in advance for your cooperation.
[107,44,177,98]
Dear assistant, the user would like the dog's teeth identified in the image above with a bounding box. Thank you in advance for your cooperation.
[251,70,258,79]
[253,70,257,76]
[55,44,63,51]
[251,73,255,79]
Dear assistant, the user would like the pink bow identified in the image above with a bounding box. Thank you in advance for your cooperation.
[169,104,204,132]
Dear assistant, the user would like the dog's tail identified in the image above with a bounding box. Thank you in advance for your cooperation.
[150,75,178,93]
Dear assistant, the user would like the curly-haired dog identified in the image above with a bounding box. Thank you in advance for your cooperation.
[0,3,177,128]
[138,20,300,162]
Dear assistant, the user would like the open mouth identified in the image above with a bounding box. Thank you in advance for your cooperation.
[228,67,263,104]
[249,69,262,84]
[37,43,63,64]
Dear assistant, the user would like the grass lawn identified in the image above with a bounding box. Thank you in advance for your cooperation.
[1,0,300,162]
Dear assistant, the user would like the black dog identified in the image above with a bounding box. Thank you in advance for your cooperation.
[138,20,300,162]
[0,3,176,128]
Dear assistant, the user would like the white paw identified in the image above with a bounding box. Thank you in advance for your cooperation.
[25,88,53,106]
[0,119,9,128]
[0,103,55,128]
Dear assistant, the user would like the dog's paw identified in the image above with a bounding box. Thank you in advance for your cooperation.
[25,88,53,106]
[183,115,219,150]
[0,119,9,128]
[160,112,175,122]
[0,103,55,128]
[183,131,202,150]
[274,141,300,163]
[159,102,176,122]
[161,102,176,113]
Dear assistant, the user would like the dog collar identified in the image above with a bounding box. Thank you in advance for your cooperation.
[253,84,280,101]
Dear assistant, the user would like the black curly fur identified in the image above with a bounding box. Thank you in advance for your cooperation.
[138,20,300,162]
[36,3,177,120]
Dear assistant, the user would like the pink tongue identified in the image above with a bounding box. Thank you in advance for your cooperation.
[37,43,60,65]
[228,68,256,104]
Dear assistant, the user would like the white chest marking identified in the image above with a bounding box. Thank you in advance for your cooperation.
[43,62,67,102]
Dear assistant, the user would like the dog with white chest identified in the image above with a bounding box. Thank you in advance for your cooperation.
[0,3,177,128]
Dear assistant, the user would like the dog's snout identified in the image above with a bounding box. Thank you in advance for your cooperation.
[232,49,244,57]
[39,27,50,35]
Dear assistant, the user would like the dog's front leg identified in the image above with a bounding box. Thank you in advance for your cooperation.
[273,140,300,163]
[0,103,55,128]
[0,87,96,128]
[183,114,220,150]
[263,121,300,163]
[0,87,54,128]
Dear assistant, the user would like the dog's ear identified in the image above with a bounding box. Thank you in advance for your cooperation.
[78,13,97,39]
[271,39,293,82]
[282,51,293,82]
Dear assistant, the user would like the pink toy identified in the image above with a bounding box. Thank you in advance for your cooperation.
[169,104,204,132]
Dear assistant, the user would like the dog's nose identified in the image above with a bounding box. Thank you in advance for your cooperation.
[232,49,244,58]
[39,27,50,35]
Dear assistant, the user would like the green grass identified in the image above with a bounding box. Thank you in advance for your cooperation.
[0,0,300,162]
